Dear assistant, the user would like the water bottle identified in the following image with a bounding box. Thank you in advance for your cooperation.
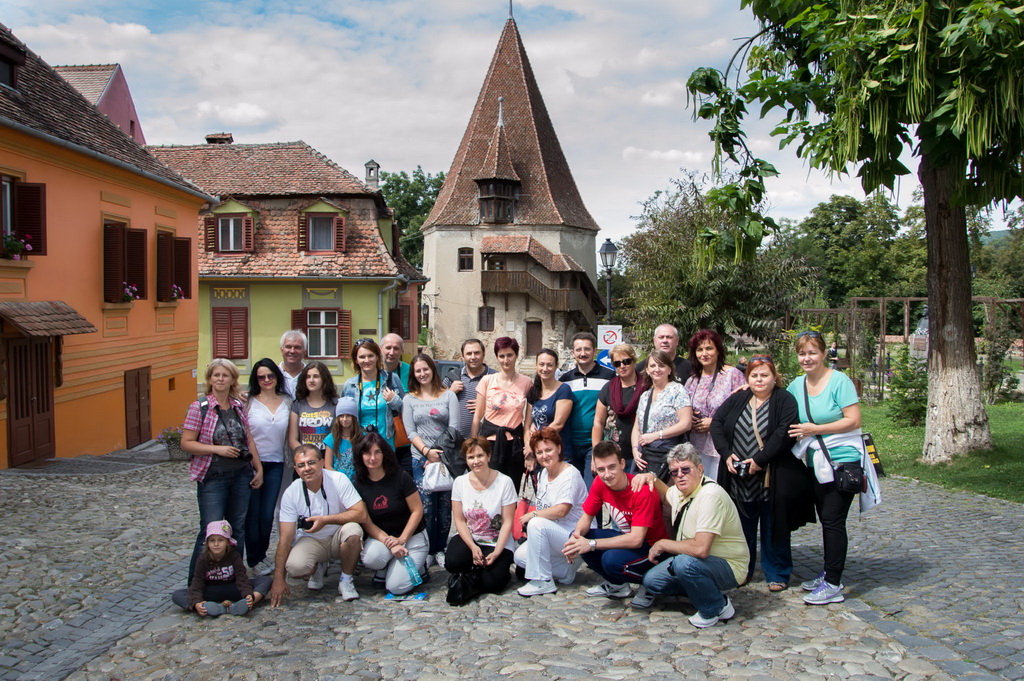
[402,555,423,587]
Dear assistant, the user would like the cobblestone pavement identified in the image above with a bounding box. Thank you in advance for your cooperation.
[1,446,1021,681]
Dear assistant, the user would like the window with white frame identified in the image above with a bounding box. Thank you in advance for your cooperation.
[1,177,11,236]
[307,309,339,358]
[218,216,244,252]
[309,216,335,251]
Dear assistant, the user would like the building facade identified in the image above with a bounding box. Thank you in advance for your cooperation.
[151,137,424,386]
[421,17,604,360]
[1,25,207,468]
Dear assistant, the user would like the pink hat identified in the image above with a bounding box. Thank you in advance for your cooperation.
[205,520,237,546]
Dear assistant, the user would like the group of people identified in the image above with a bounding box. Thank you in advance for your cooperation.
[174,325,870,628]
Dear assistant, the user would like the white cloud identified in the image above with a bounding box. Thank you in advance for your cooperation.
[622,146,705,164]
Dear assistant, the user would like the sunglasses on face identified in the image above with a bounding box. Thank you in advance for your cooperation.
[294,460,320,470]
[612,358,634,368]
[257,374,276,382]
[668,466,695,478]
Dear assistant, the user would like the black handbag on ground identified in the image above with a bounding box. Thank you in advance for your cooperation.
[801,385,865,494]
[446,570,482,606]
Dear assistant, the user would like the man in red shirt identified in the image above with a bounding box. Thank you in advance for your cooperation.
[563,441,667,605]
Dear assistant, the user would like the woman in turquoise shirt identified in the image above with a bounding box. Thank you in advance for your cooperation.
[787,331,863,606]
[341,339,403,447]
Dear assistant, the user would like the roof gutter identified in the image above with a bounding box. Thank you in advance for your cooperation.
[0,116,217,203]
[378,275,408,338]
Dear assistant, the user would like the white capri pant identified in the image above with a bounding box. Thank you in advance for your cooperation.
[361,529,429,595]
[513,517,575,582]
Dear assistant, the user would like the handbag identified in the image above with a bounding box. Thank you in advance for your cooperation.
[801,384,866,494]
[421,461,453,493]
[434,426,467,478]
[446,570,483,606]
[638,389,681,481]
[512,471,536,542]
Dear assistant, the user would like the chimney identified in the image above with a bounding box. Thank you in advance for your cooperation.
[205,132,234,144]
[365,159,380,189]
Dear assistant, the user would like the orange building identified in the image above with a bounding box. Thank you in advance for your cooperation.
[0,24,212,468]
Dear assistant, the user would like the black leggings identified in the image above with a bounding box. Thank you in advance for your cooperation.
[445,535,514,594]
[813,479,856,585]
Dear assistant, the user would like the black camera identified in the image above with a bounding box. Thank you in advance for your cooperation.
[364,424,379,434]
[296,516,314,531]
[735,461,750,478]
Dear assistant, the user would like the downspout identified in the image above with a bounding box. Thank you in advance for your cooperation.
[378,275,408,337]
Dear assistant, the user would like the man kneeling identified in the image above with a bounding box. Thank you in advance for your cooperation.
[269,444,368,606]
[640,443,749,627]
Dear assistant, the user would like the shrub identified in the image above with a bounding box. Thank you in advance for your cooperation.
[887,344,927,426]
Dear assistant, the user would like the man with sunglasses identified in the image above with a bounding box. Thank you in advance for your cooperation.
[269,444,368,606]
[562,441,667,607]
[638,443,749,627]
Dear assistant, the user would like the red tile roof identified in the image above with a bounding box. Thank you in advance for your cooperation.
[0,301,97,337]
[425,18,599,231]
[0,25,204,198]
[52,64,117,105]
[476,114,520,182]
[481,235,583,272]
[148,141,374,197]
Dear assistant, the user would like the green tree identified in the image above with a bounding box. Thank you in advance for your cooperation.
[687,0,1024,462]
[380,167,445,269]
[620,175,813,344]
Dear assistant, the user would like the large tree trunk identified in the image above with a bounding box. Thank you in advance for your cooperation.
[918,152,992,463]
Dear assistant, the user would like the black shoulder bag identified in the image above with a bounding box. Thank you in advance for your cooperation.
[801,384,864,495]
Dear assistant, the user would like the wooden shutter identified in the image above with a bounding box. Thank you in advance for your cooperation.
[103,223,126,303]
[174,237,192,299]
[389,307,401,335]
[291,309,307,336]
[334,215,346,252]
[126,228,148,299]
[15,183,46,255]
[478,306,494,332]
[297,215,308,251]
[400,305,411,340]
[156,231,173,301]
[204,216,217,251]
[243,216,254,252]
[338,309,352,354]
[213,307,248,359]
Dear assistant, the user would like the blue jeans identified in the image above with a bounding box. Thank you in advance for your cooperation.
[412,456,451,554]
[189,467,252,583]
[580,529,651,585]
[245,462,283,567]
[570,440,594,487]
[643,553,739,618]
[736,498,792,585]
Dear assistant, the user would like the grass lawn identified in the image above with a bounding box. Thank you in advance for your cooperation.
[861,402,1024,504]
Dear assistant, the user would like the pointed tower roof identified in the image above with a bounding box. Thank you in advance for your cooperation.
[424,18,598,230]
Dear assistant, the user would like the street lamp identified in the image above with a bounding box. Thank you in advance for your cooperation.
[598,238,618,324]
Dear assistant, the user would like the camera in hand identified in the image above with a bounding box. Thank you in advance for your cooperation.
[296,516,314,530]
[735,460,750,478]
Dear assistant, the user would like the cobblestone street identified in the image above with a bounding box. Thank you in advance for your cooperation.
[1,445,1021,681]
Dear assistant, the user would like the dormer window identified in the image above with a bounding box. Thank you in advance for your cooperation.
[0,42,26,89]
[477,179,518,224]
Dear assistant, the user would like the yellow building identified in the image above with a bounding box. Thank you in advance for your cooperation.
[0,25,209,467]
[150,136,424,386]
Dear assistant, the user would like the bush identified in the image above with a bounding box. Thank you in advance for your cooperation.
[887,344,927,426]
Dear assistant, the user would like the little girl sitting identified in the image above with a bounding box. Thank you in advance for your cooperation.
[171,520,272,616]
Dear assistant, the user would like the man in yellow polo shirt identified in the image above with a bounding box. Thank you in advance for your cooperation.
[636,443,748,627]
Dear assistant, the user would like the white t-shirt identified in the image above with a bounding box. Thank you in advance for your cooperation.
[279,469,362,541]
[452,472,518,552]
[246,397,291,464]
[534,464,587,532]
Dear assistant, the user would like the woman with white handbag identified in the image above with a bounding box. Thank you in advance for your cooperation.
[403,353,460,568]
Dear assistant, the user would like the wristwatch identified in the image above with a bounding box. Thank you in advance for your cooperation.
[588,539,597,550]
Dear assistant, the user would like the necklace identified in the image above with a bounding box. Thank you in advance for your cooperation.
[469,469,494,491]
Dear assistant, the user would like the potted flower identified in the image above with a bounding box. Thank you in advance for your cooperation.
[171,284,185,301]
[156,425,187,461]
[121,282,140,303]
[1,233,32,260]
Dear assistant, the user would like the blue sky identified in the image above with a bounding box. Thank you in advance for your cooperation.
[7,0,918,243]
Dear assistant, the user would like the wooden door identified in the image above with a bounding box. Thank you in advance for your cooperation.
[526,321,543,357]
[124,366,151,448]
[6,337,55,466]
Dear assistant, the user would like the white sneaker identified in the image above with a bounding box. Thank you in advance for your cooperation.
[630,585,655,609]
[307,562,327,590]
[338,578,360,601]
[557,556,583,585]
[585,581,631,599]
[434,552,446,570]
[688,597,735,628]
[517,579,557,597]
